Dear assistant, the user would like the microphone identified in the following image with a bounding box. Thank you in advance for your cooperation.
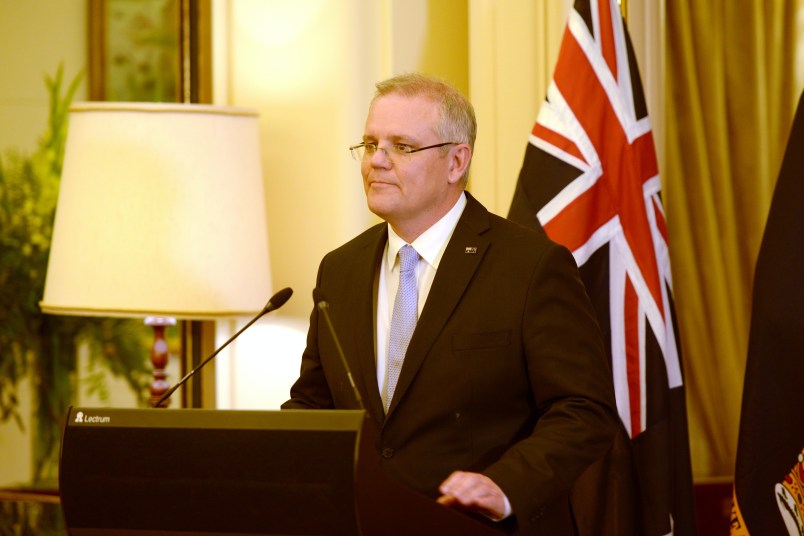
[313,288,365,411]
[151,287,294,408]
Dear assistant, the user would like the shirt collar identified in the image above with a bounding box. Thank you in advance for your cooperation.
[385,192,467,270]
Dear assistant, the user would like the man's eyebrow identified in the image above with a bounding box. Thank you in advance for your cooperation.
[362,133,417,144]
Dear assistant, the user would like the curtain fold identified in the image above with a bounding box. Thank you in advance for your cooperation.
[665,0,802,478]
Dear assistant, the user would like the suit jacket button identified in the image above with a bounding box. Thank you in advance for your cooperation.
[382,447,394,459]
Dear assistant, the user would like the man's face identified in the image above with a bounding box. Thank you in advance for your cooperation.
[361,93,460,240]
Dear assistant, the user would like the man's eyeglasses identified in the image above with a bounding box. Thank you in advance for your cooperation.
[349,141,456,162]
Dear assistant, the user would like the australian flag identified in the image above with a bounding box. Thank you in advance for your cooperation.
[507,1,697,534]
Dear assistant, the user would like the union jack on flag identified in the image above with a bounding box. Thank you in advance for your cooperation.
[508,1,696,534]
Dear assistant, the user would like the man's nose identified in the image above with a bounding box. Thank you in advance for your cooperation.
[370,146,392,167]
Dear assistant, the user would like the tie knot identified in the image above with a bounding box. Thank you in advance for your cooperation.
[398,245,419,273]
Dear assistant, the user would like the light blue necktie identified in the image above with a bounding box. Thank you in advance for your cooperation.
[386,244,419,413]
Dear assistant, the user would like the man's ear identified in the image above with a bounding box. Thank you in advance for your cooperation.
[447,144,472,185]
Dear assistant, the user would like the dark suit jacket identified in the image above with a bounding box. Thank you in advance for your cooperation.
[283,193,618,535]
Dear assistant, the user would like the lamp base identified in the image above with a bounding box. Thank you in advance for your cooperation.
[146,316,177,408]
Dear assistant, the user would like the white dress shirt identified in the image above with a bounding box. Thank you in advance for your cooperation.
[375,193,467,406]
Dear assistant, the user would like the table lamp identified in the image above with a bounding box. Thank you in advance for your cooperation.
[40,102,272,407]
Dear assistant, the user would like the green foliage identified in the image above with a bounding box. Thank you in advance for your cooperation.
[0,499,65,535]
[0,65,154,483]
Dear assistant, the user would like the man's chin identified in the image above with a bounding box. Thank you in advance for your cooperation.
[366,191,397,220]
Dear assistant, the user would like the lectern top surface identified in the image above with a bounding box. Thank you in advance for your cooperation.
[65,406,366,431]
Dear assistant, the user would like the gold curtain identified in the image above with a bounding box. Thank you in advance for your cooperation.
[665,0,803,478]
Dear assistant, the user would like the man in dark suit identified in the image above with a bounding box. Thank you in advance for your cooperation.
[282,73,618,534]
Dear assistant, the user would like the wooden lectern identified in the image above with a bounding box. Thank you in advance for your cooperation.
[59,407,500,535]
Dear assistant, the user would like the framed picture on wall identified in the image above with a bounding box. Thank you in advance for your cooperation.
[88,0,182,102]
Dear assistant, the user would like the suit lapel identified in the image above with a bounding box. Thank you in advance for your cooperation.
[386,194,491,416]
[344,226,387,425]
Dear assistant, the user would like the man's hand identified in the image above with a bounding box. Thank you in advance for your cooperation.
[436,471,509,521]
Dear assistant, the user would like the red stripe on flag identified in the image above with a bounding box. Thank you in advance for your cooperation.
[542,183,615,251]
[597,0,617,79]
[532,122,586,163]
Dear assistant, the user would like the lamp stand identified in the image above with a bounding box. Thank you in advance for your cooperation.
[146,316,177,408]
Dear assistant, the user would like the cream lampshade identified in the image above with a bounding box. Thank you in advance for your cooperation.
[40,102,272,406]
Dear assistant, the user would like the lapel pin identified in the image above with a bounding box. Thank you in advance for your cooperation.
[465,247,477,254]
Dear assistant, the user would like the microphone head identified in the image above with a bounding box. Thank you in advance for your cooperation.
[265,287,293,312]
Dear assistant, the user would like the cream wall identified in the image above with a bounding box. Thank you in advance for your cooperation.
[212,0,390,408]
[222,0,386,321]
[0,1,87,152]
